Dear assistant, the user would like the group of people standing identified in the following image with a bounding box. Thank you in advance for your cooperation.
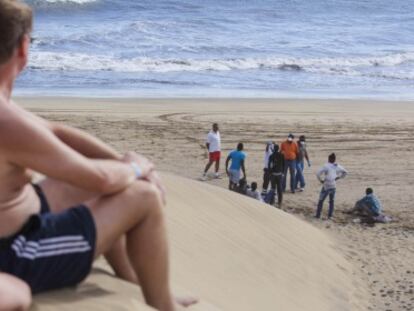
[201,123,350,219]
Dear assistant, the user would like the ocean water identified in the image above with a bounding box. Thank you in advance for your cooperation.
[15,0,414,98]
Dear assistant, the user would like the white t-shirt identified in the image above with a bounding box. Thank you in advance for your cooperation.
[316,162,348,190]
[263,145,274,169]
[207,130,221,152]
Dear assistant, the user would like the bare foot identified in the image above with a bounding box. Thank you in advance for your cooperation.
[175,295,199,308]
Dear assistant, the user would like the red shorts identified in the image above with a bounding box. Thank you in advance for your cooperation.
[209,151,221,162]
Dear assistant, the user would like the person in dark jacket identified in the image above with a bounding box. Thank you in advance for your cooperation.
[267,144,285,206]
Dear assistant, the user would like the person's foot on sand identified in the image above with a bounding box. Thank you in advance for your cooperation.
[175,295,199,308]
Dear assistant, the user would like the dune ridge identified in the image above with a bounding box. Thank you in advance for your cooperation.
[33,173,368,311]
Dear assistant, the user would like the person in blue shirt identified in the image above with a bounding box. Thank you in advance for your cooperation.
[225,142,247,191]
[346,188,383,222]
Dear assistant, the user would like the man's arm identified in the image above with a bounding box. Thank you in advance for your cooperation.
[205,133,211,151]
[225,155,231,175]
[50,122,122,160]
[16,104,121,160]
[336,165,348,180]
[14,103,166,200]
[0,273,31,311]
[241,159,246,179]
[304,148,311,166]
[316,166,326,183]
[0,109,151,194]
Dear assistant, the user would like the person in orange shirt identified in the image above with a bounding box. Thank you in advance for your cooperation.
[280,134,299,193]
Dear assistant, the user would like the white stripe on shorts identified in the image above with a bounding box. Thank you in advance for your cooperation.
[12,235,91,260]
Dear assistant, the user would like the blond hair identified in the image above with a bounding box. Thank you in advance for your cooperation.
[0,0,33,64]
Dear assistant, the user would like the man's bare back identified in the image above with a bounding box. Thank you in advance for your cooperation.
[0,100,41,237]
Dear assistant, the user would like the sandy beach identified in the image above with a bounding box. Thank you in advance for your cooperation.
[19,97,414,311]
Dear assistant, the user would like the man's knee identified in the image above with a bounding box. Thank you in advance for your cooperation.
[125,181,164,217]
[0,277,31,311]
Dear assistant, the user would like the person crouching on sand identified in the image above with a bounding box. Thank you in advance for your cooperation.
[0,1,197,310]
[315,153,347,219]
[225,142,247,191]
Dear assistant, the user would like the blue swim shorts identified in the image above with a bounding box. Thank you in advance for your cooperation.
[0,184,96,294]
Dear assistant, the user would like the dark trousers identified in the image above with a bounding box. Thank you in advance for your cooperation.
[270,174,283,205]
[262,168,270,191]
[282,159,296,192]
[316,187,336,218]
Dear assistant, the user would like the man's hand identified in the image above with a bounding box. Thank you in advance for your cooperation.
[144,171,166,204]
[307,160,311,167]
[122,151,154,179]
[122,151,165,204]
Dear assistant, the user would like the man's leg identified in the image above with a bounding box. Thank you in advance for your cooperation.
[327,189,336,218]
[39,179,138,283]
[262,168,270,193]
[276,175,283,206]
[269,175,276,205]
[214,159,220,173]
[295,161,305,189]
[282,161,288,191]
[85,181,175,311]
[316,187,328,218]
[204,159,214,174]
[289,160,296,193]
[39,179,197,310]
[0,273,31,311]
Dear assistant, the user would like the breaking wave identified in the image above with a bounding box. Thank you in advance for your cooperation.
[28,51,414,80]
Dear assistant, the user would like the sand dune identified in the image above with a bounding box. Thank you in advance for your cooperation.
[33,173,368,311]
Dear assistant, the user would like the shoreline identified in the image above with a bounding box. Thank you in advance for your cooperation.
[15,95,414,103]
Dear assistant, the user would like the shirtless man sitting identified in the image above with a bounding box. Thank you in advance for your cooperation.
[0,1,196,310]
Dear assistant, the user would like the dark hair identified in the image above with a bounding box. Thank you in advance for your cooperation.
[273,144,279,152]
[328,153,336,163]
[237,142,243,151]
[251,182,257,190]
[365,187,373,195]
[299,135,306,142]
[0,0,33,64]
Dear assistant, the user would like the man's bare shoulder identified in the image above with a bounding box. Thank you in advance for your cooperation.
[0,99,47,145]
[0,99,47,124]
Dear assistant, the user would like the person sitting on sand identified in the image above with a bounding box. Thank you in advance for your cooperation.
[0,2,197,310]
[315,153,347,219]
[225,142,246,191]
[346,188,389,223]
[201,123,221,180]
[246,182,263,202]
[236,177,248,195]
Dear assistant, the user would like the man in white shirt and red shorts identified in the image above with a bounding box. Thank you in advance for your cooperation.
[202,123,221,180]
